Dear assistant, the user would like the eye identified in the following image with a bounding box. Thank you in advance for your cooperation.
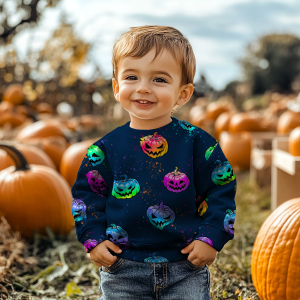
[154,77,167,83]
[125,76,136,80]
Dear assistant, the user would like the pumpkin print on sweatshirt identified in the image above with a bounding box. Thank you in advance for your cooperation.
[163,167,190,193]
[211,160,235,185]
[86,145,105,166]
[140,132,168,158]
[205,140,219,161]
[83,239,100,252]
[224,209,236,235]
[144,252,169,263]
[106,224,130,249]
[147,201,175,230]
[178,119,195,131]
[194,236,213,247]
[112,174,140,199]
[72,198,87,222]
[86,170,108,196]
[195,195,209,217]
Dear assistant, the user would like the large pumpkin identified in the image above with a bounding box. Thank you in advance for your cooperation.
[277,111,300,134]
[219,131,252,171]
[60,138,99,187]
[251,198,300,300]
[0,143,74,239]
[229,113,264,133]
[288,126,300,156]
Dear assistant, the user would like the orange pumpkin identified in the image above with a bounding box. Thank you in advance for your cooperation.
[0,143,74,239]
[36,102,54,114]
[251,198,300,300]
[289,126,300,156]
[2,84,24,105]
[0,142,56,171]
[219,131,252,171]
[60,138,99,187]
[16,119,67,141]
[0,111,27,128]
[206,102,229,121]
[277,111,300,134]
[214,111,235,140]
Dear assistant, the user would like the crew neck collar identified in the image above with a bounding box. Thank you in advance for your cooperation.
[120,117,178,139]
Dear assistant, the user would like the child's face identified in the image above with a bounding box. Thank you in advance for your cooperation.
[112,48,193,125]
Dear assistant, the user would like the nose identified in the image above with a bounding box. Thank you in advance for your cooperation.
[136,79,151,93]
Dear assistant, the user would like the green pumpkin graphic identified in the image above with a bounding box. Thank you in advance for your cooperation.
[87,145,105,166]
[205,140,218,160]
[112,174,140,199]
[211,160,235,185]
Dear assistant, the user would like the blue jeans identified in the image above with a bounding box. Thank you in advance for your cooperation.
[98,257,211,300]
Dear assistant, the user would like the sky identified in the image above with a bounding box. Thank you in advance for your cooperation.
[11,0,300,90]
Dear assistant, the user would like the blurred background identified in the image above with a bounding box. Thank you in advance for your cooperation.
[1,1,300,299]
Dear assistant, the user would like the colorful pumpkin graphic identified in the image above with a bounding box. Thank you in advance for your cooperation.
[198,200,208,217]
[147,201,175,230]
[86,170,108,196]
[83,239,100,252]
[106,224,130,249]
[140,132,168,158]
[194,236,213,247]
[163,167,190,193]
[178,120,195,131]
[205,140,218,160]
[72,198,87,222]
[144,252,169,263]
[112,174,140,199]
[211,160,235,185]
[224,209,236,235]
[86,145,105,166]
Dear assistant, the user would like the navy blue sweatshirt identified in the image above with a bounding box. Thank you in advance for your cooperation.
[71,117,237,263]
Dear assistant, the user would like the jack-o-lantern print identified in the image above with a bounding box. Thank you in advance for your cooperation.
[140,132,168,158]
[83,239,100,252]
[106,224,130,249]
[178,119,195,131]
[205,140,218,161]
[194,236,213,247]
[72,198,87,222]
[147,201,175,230]
[86,170,108,196]
[144,252,169,263]
[198,199,208,217]
[163,167,190,193]
[224,209,236,235]
[87,145,105,166]
[112,174,140,199]
[211,160,235,185]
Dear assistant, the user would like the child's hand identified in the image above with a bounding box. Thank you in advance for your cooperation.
[89,240,122,268]
[181,240,217,267]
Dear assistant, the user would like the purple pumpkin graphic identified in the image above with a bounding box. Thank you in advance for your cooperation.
[144,252,169,263]
[163,167,190,193]
[86,170,108,196]
[72,198,87,222]
[147,201,175,230]
[83,239,100,252]
[224,209,236,235]
[194,236,213,247]
[106,224,130,249]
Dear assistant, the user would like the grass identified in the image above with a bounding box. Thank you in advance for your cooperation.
[0,171,271,300]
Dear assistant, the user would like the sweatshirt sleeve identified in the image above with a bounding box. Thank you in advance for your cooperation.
[193,131,237,252]
[71,141,111,253]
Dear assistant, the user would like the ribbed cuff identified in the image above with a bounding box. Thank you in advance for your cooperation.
[78,228,109,253]
[194,224,233,252]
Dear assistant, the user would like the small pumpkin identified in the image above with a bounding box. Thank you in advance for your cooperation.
[288,126,300,156]
[2,84,24,105]
[206,102,229,121]
[214,111,235,140]
[0,143,74,239]
[277,111,300,134]
[251,197,300,300]
[228,113,263,133]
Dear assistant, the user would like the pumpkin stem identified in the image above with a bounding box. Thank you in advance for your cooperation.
[0,143,30,171]
[121,174,127,181]
[174,166,178,173]
[214,160,221,165]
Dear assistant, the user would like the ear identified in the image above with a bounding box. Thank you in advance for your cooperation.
[112,78,120,101]
[177,83,194,106]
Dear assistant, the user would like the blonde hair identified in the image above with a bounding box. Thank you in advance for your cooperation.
[112,25,196,115]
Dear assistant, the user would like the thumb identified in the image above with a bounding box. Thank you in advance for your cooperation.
[107,241,122,253]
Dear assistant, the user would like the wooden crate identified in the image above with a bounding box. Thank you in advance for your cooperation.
[271,137,300,210]
[249,132,288,187]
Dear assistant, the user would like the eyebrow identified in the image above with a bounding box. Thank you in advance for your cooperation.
[121,69,173,79]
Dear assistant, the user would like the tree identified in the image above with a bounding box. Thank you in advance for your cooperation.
[239,33,300,94]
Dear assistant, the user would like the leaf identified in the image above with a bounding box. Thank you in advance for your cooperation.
[65,281,82,297]
[222,291,228,298]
